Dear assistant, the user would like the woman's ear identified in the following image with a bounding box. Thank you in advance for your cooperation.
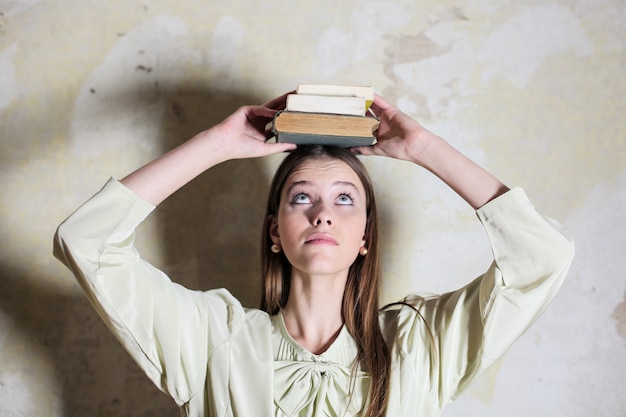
[269,215,280,242]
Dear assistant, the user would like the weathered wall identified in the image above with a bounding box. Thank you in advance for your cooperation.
[0,0,624,416]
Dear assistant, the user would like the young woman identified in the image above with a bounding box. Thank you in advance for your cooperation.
[54,94,574,417]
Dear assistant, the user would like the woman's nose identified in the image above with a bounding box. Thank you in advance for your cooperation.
[311,203,333,226]
[315,218,332,226]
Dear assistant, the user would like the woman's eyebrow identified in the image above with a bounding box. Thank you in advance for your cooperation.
[285,180,312,195]
[333,181,361,194]
[285,180,361,195]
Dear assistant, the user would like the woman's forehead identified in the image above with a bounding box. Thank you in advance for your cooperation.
[286,158,363,185]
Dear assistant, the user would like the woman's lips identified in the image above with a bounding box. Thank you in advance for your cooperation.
[305,233,338,245]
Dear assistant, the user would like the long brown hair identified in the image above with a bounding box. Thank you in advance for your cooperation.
[260,145,390,417]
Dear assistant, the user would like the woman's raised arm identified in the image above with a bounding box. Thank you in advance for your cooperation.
[353,95,509,210]
[121,103,296,206]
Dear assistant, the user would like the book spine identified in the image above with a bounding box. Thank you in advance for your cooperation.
[296,84,374,109]
[273,111,379,137]
[275,131,376,148]
[286,94,366,116]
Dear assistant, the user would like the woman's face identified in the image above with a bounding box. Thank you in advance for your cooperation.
[270,157,368,278]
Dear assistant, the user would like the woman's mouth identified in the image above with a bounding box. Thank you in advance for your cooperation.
[305,233,338,245]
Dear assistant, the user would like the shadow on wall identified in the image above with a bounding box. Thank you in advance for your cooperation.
[1,86,276,415]
[154,86,274,306]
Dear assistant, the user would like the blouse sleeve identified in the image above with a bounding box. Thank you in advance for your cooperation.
[53,178,245,406]
[386,187,575,409]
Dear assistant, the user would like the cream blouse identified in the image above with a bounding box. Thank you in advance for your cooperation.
[53,178,574,417]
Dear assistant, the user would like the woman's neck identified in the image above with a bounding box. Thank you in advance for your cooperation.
[282,271,346,355]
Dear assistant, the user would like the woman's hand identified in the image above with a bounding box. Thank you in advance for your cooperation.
[198,91,296,161]
[205,104,295,161]
[351,95,440,166]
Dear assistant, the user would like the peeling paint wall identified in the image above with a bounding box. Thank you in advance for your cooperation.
[1,0,624,416]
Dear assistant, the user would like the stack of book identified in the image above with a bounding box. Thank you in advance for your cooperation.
[271,84,379,147]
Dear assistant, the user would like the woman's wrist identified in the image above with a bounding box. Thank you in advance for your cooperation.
[185,127,234,168]
[408,134,508,209]
[405,131,445,168]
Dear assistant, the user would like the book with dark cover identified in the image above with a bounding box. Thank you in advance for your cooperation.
[271,111,379,147]
[274,131,376,147]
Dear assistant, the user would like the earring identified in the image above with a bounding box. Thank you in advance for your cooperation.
[359,247,368,256]
[271,244,281,253]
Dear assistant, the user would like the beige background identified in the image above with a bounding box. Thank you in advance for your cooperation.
[1,0,624,416]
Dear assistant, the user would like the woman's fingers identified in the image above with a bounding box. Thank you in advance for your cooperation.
[350,145,385,157]
[370,93,394,115]
[262,91,295,110]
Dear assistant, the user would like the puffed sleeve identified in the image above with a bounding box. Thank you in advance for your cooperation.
[383,187,575,413]
[53,178,246,406]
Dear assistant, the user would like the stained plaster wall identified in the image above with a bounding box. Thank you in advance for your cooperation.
[0,0,624,416]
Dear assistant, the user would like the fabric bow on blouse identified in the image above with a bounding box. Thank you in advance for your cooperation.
[272,314,372,417]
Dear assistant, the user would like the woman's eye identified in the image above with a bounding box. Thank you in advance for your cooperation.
[336,194,354,205]
[292,193,311,204]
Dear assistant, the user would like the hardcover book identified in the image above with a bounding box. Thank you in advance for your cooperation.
[272,111,378,147]
[285,94,367,116]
